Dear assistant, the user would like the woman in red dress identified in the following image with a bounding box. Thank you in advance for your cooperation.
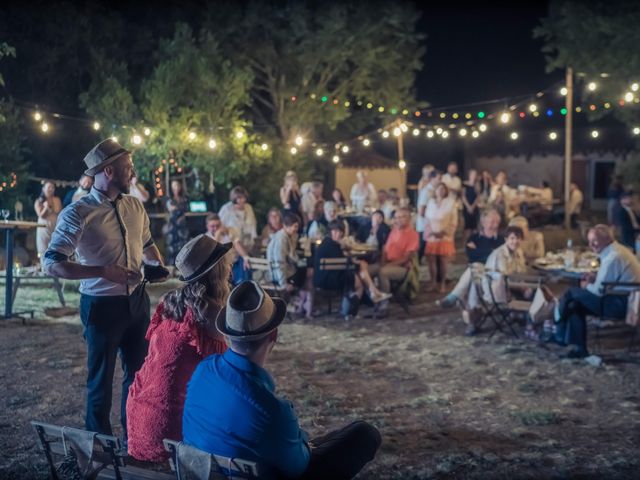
[126,234,232,463]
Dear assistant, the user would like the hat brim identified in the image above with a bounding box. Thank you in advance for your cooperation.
[84,149,130,176]
[215,297,287,341]
[178,242,233,283]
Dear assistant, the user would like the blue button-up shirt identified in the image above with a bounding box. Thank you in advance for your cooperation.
[182,349,310,479]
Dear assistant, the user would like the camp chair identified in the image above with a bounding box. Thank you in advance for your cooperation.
[163,439,258,480]
[591,281,640,355]
[31,421,173,480]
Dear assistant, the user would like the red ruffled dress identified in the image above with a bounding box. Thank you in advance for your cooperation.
[126,301,227,462]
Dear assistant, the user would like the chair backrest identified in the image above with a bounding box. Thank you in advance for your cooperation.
[163,439,259,480]
[319,257,350,271]
[504,274,544,291]
[247,257,270,271]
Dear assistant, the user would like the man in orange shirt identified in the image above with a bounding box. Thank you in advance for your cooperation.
[367,207,419,293]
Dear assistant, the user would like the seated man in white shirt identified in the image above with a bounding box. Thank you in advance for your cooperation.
[554,224,640,358]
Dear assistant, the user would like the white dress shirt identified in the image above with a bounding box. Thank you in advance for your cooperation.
[44,188,154,296]
[587,241,640,296]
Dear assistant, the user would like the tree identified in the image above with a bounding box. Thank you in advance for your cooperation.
[535,1,640,128]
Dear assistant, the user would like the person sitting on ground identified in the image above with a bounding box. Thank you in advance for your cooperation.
[367,206,419,294]
[613,191,640,253]
[424,183,458,293]
[355,209,391,264]
[553,225,640,358]
[63,174,93,207]
[437,208,505,309]
[267,212,313,318]
[508,215,545,263]
[260,207,283,248]
[126,234,232,463]
[205,213,251,285]
[182,281,381,480]
[314,221,391,306]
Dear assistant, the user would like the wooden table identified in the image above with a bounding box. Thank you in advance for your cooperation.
[0,221,45,319]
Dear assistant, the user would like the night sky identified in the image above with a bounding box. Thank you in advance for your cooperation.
[415,2,562,107]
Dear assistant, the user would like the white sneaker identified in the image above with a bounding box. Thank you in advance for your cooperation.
[371,291,392,303]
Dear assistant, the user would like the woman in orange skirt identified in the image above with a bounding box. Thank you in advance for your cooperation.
[424,183,458,293]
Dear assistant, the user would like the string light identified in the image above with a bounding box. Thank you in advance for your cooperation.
[188,131,197,141]
[378,106,385,113]
[632,83,639,92]
[471,131,480,138]
[143,127,151,136]
[478,124,487,132]
[624,92,634,102]
[632,127,640,136]
[290,147,297,155]
[398,160,406,169]
[587,82,597,91]
[362,138,371,146]
[412,128,420,136]
[208,139,217,149]
[528,104,537,113]
[548,131,558,140]
[315,148,324,156]
[441,131,449,139]
[393,127,401,137]
[382,131,390,138]
[132,134,142,145]
[92,121,101,131]
[332,155,340,164]
[34,111,42,121]
[261,143,269,151]
[235,130,244,139]
[426,130,435,138]
[510,132,519,140]
[111,135,118,143]
[560,87,568,96]
[500,112,511,124]
[41,122,49,133]
[341,145,349,153]
[459,128,467,137]
[400,123,409,133]
[590,130,599,138]
[294,135,303,146]
[436,127,443,135]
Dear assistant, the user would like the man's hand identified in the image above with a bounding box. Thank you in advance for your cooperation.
[101,264,142,285]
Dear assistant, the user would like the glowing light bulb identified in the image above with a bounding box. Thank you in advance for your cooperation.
[34,111,42,121]
[632,83,639,92]
[261,143,269,151]
[549,131,558,140]
[366,103,373,109]
[290,147,297,155]
[500,112,510,124]
[41,122,49,133]
[111,136,118,143]
[315,148,324,156]
[459,128,467,137]
[587,82,597,91]
[412,128,420,136]
[400,123,408,132]
[441,131,449,139]
[208,139,217,149]
[436,127,443,135]
[143,127,151,136]
[294,136,303,146]
[633,127,640,136]
[92,122,101,131]
[236,130,244,139]
[528,104,537,113]
[362,138,371,146]
[426,131,435,138]
[510,132,519,140]
[560,87,568,96]
[624,92,634,102]
[188,131,196,141]
[590,130,599,138]
[479,124,487,132]
[382,131,390,138]
[341,145,349,153]
[132,134,142,145]
[398,160,406,169]
[393,127,401,137]
[471,131,480,138]
[332,155,340,164]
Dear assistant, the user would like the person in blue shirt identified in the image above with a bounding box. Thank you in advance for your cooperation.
[182,281,381,479]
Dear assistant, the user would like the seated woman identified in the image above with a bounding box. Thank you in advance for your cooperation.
[260,207,283,249]
[267,212,313,318]
[508,215,545,263]
[438,226,526,335]
[355,209,391,263]
[126,234,232,463]
[314,221,391,306]
[307,200,348,241]
[437,208,504,308]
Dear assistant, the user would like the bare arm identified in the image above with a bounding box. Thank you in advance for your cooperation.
[34,199,48,217]
[48,261,139,284]
[142,244,164,265]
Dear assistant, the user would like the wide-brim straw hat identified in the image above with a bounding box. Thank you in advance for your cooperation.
[83,138,131,176]
[176,234,233,283]
[216,281,287,341]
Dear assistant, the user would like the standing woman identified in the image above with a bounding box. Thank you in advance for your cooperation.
[461,169,480,246]
[424,183,458,293]
[279,171,302,217]
[219,186,257,283]
[34,181,62,259]
[478,170,493,207]
[127,235,232,462]
[164,180,189,265]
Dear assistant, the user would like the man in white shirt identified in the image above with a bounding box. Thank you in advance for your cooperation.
[44,138,166,436]
[554,224,640,358]
[442,162,462,199]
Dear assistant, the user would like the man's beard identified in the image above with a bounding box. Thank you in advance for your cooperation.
[117,178,130,194]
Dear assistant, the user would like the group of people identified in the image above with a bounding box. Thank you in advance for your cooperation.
[43,138,380,479]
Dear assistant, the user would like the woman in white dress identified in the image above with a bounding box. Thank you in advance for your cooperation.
[349,170,377,213]
[34,181,62,259]
[424,183,458,293]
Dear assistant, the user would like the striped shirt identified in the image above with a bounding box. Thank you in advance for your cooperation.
[44,187,154,296]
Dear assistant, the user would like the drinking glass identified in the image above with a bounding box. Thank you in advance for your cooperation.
[1,209,9,223]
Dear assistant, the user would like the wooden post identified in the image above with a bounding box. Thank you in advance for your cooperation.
[396,119,407,199]
[564,67,574,230]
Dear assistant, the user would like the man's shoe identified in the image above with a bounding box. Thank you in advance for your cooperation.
[371,291,392,303]
[560,348,589,359]
[436,294,459,309]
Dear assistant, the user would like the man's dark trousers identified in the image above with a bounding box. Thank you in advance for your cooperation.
[301,421,381,480]
[80,285,150,436]
[555,287,627,352]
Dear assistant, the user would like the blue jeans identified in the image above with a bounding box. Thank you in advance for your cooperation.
[555,287,627,351]
[232,256,251,286]
[80,285,150,436]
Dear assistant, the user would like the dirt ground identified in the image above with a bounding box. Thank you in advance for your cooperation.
[1,265,640,479]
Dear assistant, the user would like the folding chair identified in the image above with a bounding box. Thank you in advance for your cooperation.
[592,281,640,355]
[315,257,354,314]
[163,439,258,480]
